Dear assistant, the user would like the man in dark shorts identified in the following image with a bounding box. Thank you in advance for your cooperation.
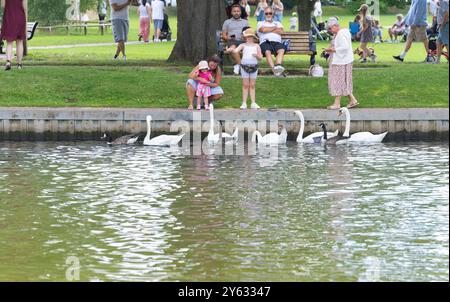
[222,4,249,75]
[257,7,286,76]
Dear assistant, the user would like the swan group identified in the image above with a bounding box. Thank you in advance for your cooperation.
[103,107,387,147]
[295,110,338,143]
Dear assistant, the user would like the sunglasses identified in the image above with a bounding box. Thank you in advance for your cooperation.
[265,12,273,15]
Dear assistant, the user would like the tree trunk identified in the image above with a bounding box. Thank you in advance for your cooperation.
[297,0,315,31]
[168,0,227,64]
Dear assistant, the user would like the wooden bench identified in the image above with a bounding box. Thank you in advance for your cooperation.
[281,31,317,66]
[1,22,38,54]
[216,30,317,67]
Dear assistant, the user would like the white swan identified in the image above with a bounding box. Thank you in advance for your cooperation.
[143,115,185,146]
[207,103,238,145]
[251,126,287,145]
[295,110,338,143]
[339,107,388,143]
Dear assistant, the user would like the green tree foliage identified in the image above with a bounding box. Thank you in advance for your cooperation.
[28,0,68,25]
[27,0,99,25]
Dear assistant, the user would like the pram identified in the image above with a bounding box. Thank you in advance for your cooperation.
[154,13,172,41]
[311,17,330,41]
[428,31,449,62]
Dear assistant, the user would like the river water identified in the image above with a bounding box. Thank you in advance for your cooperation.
[0,141,448,281]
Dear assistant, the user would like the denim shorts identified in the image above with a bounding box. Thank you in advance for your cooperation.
[186,79,224,96]
[438,23,449,45]
[154,19,164,30]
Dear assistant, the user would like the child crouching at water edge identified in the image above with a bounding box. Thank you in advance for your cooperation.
[196,60,213,110]
[233,28,263,110]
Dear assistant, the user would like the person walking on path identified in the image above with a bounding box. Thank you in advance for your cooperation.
[110,0,131,62]
[356,4,375,63]
[151,0,165,42]
[393,0,431,62]
[436,0,449,63]
[233,28,263,110]
[137,0,151,43]
[325,18,360,110]
[1,0,27,71]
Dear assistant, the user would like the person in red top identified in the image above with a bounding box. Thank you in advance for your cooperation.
[1,0,27,71]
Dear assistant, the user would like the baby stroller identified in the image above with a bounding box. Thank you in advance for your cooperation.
[428,31,449,63]
[158,13,172,41]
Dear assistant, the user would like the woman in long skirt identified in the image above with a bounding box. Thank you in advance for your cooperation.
[325,18,359,109]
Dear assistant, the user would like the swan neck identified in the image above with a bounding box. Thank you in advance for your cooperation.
[209,106,214,132]
[296,112,305,141]
[344,109,350,137]
[145,118,151,142]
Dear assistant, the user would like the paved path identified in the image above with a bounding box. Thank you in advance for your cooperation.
[28,40,175,50]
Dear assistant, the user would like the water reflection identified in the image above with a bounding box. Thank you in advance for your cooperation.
[0,142,448,281]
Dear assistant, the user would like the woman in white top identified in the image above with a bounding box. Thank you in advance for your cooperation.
[324,18,359,110]
[233,28,263,110]
[137,0,152,43]
[272,0,284,22]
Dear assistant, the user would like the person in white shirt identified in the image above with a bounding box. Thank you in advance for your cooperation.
[257,7,285,76]
[324,18,359,110]
[233,28,263,110]
[151,0,165,42]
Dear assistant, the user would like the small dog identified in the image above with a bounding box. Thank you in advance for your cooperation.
[354,47,377,62]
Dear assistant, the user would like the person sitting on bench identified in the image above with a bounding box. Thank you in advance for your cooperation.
[222,4,249,75]
[257,6,285,76]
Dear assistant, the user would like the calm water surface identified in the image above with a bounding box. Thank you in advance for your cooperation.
[0,141,448,281]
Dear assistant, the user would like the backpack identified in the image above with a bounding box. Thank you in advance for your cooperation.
[309,64,324,77]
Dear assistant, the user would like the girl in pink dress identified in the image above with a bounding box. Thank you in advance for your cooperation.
[196,60,213,110]
[1,0,27,70]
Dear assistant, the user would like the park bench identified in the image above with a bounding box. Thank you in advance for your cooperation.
[0,22,38,54]
[216,30,317,68]
[281,31,317,66]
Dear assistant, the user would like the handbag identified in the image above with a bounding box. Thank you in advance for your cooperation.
[309,64,324,77]
[240,64,259,74]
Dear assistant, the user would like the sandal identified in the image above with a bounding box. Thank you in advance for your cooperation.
[347,101,360,109]
[188,105,194,110]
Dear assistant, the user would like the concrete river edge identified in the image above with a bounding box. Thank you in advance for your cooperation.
[0,107,448,141]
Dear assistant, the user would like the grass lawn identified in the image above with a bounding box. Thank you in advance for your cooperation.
[0,6,447,109]
[0,64,447,108]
